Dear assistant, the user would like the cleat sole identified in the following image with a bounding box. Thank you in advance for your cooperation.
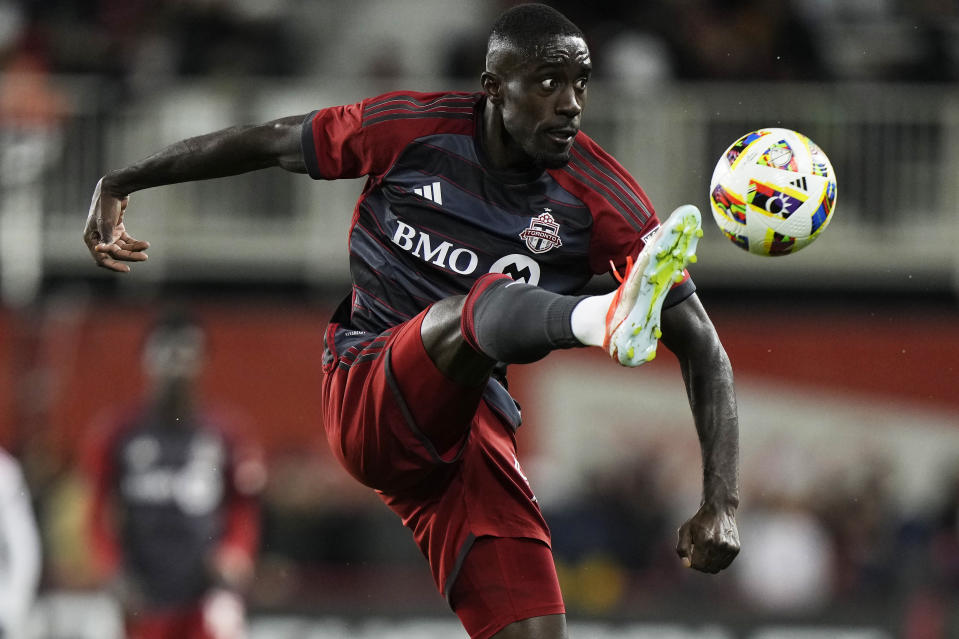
[608,205,702,367]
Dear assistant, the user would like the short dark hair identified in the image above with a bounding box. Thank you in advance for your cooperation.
[487,3,584,58]
[143,306,205,352]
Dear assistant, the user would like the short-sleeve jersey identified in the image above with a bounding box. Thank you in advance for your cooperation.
[87,408,262,607]
[301,91,671,335]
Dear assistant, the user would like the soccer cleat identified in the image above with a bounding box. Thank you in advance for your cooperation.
[603,204,703,367]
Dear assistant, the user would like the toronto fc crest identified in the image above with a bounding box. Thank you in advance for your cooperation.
[520,211,563,254]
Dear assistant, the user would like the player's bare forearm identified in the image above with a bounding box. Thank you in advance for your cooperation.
[84,114,308,271]
[661,293,740,573]
[661,293,739,508]
[101,114,308,197]
[688,349,738,509]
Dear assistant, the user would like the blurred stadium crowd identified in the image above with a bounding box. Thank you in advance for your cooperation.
[1,0,957,89]
[2,0,959,637]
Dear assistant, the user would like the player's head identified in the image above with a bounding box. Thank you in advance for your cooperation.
[482,3,590,169]
[142,307,207,388]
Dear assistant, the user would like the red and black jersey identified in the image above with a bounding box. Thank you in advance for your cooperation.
[301,91,683,337]
[85,407,263,607]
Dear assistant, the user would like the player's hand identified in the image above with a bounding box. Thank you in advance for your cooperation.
[208,546,255,592]
[676,502,740,573]
[83,177,150,272]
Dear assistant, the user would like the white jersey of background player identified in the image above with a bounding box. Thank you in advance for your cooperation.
[0,448,41,639]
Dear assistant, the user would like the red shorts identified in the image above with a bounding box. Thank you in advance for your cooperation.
[451,536,565,639]
[321,309,558,630]
[125,605,207,639]
[127,592,245,639]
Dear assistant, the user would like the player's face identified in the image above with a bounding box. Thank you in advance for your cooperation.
[142,327,206,386]
[500,35,590,169]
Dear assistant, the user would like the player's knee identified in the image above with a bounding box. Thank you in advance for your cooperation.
[422,296,468,351]
[421,296,495,385]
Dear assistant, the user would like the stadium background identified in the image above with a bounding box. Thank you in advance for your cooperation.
[1,0,958,637]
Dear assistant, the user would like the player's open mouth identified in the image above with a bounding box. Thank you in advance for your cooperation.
[546,128,577,145]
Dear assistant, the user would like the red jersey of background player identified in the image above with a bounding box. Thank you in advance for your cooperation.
[86,406,262,608]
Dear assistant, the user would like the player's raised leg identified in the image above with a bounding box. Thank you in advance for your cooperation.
[420,205,703,378]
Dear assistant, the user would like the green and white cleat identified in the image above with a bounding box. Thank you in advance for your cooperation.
[602,204,703,367]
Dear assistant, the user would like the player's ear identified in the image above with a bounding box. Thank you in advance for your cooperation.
[482,71,503,105]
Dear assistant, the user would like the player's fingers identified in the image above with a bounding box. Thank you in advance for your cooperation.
[689,541,714,572]
[718,539,741,568]
[102,230,150,256]
[118,233,150,251]
[107,249,148,263]
[695,539,739,573]
[113,241,149,260]
[118,250,148,262]
[709,527,741,571]
[95,255,132,273]
[714,547,738,571]
[96,243,148,262]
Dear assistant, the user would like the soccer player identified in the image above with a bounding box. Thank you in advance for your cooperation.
[84,310,265,639]
[82,4,740,638]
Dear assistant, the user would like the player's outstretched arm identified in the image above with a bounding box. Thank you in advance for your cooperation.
[659,292,741,574]
[83,114,308,272]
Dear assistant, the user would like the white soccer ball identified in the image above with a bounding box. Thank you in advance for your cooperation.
[709,128,837,256]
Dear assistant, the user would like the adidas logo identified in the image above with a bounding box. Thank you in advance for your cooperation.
[789,176,808,191]
[412,181,443,205]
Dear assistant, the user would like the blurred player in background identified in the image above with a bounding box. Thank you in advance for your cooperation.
[0,447,42,639]
[84,310,265,639]
[82,4,740,638]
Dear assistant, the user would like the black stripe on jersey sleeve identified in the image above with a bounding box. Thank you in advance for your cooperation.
[364,103,474,118]
[300,110,322,179]
[363,111,474,128]
[364,93,476,115]
[567,151,652,230]
[364,97,476,118]
[573,148,653,220]
[563,159,644,232]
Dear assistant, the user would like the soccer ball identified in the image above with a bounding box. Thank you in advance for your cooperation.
[709,128,837,256]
